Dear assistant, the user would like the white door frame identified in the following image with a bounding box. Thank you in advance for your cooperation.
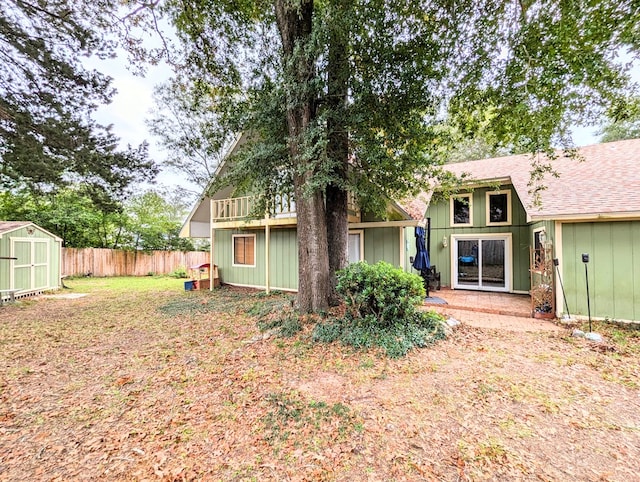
[451,233,512,292]
[348,230,365,263]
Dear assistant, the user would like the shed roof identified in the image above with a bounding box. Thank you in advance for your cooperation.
[0,221,62,240]
[0,221,33,235]
[441,138,640,221]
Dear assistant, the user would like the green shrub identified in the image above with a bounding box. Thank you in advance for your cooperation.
[337,261,425,327]
[169,265,188,278]
[313,261,445,358]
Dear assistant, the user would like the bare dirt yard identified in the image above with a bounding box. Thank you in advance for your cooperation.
[1,277,639,481]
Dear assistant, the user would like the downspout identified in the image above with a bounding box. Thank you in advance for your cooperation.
[265,213,270,294]
[399,227,405,270]
[426,217,431,264]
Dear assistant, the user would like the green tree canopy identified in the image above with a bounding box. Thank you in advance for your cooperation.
[0,0,158,202]
[0,185,195,250]
[598,97,640,142]
[0,185,125,247]
[127,189,195,251]
[147,77,233,192]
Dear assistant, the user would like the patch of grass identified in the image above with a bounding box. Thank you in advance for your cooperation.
[508,381,561,413]
[313,311,446,358]
[584,320,640,355]
[358,357,375,370]
[458,436,509,467]
[257,312,303,338]
[251,294,303,338]
[475,437,508,463]
[262,391,358,447]
[65,275,182,294]
[247,293,294,317]
[498,416,534,438]
[158,296,217,317]
[158,286,264,317]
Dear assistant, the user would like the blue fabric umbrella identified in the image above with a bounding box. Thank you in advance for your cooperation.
[412,226,430,271]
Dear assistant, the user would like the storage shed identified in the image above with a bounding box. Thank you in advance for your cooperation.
[0,222,62,302]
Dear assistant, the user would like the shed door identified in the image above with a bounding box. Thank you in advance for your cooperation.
[11,238,50,291]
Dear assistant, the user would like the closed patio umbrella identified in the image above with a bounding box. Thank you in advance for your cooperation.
[412,226,431,296]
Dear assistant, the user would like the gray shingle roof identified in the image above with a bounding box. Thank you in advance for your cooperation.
[0,221,32,235]
[442,139,640,221]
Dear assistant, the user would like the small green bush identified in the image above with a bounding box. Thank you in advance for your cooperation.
[169,265,188,278]
[313,261,445,358]
[337,261,425,326]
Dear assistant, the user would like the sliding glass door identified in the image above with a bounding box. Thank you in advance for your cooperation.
[453,235,511,292]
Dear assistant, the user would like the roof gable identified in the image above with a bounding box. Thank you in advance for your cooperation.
[0,221,62,240]
[0,221,32,235]
[182,132,417,236]
[442,139,640,221]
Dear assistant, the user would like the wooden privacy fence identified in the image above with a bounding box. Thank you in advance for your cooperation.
[62,248,210,277]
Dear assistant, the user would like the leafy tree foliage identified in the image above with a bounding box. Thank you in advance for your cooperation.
[0,186,194,251]
[598,97,640,142]
[127,189,195,251]
[0,186,124,247]
[0,0,158,201]
[155,0,639,312]
[147,77,233,192]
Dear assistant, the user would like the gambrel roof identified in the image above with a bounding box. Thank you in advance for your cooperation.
[441,138,640,222]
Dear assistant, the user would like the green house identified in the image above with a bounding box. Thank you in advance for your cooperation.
[425,139,640,324]
[181,134,422,293]
[0,221,62,302]
[182,134,640,324]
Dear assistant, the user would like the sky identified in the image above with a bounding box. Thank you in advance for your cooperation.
[87,54,189,191]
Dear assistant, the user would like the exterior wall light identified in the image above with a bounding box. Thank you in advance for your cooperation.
[442,236,448,248]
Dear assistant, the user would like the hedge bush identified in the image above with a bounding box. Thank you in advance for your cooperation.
[313,261,446,358]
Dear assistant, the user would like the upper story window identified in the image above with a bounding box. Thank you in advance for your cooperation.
[450,194,473,227]
[232,234,256,267]
[486,190,512,226]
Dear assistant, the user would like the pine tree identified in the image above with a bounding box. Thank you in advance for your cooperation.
[0,0,157,202]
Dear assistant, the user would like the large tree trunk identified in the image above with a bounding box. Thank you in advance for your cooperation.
[294,176,331,313]
[325,2,350,304]
[275,0,331,313]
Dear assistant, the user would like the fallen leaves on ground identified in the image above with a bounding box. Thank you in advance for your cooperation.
[0,277,638,481]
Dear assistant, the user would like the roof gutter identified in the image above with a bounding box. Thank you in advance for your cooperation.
[529,212,640,223]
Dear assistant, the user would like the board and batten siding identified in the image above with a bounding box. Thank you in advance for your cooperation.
[560,221,640,323]
[214,228,299,291]
[363,227,401,266]
[214,226,404,292]
[424,185,531,292]
[268,229,298,290]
